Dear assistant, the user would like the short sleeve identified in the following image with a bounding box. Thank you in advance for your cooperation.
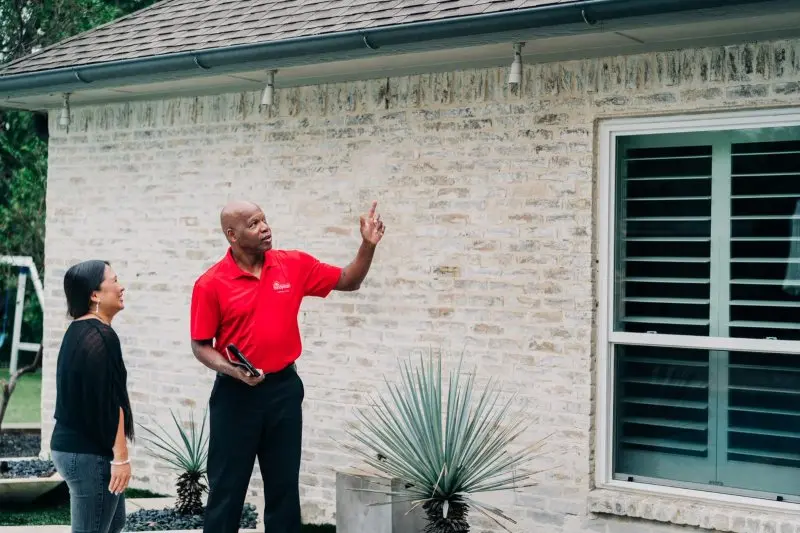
[296,251,342,298]
[190,278,220,340]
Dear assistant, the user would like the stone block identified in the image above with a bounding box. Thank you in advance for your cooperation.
[0,472,64,505]
[336,468,426,533]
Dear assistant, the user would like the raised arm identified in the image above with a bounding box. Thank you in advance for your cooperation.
[335,201,386,292]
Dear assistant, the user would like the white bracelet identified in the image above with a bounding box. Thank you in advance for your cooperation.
[110,458,130,466]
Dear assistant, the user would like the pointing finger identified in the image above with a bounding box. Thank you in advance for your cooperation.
[368,200,377,218]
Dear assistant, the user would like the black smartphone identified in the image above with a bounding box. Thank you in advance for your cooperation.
[226,343,261,377]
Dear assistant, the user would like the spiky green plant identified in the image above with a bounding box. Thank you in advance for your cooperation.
[137,407,209,516]
[343,353,548,533]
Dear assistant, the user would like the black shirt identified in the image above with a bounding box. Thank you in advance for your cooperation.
[50,318,130,458]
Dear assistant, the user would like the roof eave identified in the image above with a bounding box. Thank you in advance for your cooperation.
[0,0,775,99]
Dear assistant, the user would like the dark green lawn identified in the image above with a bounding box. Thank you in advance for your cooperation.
[0,486,164,526]
[0,499,69,526]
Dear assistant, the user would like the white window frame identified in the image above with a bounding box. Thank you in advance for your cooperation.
[595,107,800,511]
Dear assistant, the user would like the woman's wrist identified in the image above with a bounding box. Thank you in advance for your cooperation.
[112,447,128,462]
[110,457,130,466]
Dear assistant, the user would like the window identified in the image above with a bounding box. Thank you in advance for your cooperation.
[599,112,800,504]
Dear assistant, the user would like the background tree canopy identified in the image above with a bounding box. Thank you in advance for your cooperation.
[0,0,157,366]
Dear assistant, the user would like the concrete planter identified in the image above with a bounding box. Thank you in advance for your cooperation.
[336,467,427,533]
[0,470,63,505]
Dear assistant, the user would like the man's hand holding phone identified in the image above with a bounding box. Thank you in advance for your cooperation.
[225,344,265,386]
[231,365,265,386]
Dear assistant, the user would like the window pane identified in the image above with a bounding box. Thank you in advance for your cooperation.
[720,351,800,498]
[614,344,715,484]
[614,141,712,336]
[610,125,800,500]
[730,137,800,341]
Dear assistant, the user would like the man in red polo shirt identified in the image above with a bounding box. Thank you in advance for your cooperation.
[189,199,385,533]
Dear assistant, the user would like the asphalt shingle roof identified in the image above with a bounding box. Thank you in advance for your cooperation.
[1,0,572,76]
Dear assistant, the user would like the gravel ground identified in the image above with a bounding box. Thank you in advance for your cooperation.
[0,458,56,478]
[0,431,41,458]
[124,503,258,531]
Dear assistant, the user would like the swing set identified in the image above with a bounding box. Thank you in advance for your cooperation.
[0,256,44,374]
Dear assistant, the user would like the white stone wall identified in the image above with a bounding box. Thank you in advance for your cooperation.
[41,38,800,533]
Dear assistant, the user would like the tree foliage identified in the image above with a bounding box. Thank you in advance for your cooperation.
[0,0,157,364]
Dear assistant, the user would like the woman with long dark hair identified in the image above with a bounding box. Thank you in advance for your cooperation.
[50,260,135,533]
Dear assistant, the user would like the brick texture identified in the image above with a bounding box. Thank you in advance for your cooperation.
[41,38,800,533]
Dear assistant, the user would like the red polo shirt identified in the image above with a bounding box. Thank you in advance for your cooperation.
[190,248,342,373]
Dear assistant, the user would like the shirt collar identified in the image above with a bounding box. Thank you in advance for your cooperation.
[220,247,276,279]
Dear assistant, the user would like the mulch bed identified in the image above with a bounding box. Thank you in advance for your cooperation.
[0,458,56,478]
[124,504,259,531]
[0,430,41,458]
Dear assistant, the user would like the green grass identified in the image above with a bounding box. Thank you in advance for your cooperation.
[0,503,70,526]
[0,367,42,424]
[0,484,69,526]
[0,486,166,526]
[125,487,168,499]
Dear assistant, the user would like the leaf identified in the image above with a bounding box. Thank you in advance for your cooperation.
[344,350,549,529]
[136,406,209,477]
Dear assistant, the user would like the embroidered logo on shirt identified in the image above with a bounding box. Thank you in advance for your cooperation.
[273,281,292,293]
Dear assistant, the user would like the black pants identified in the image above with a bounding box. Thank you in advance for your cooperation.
[203,365,304,533]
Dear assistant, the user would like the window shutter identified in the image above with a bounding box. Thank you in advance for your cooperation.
[612,128,800,500]
[614,345,715,484]
[613,138,716,484]
[616,141,713,337]
[720,137,800,499]
[720,351,800,499]
[728,139,800,341]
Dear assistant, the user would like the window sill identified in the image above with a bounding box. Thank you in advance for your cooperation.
[588,487,800,533]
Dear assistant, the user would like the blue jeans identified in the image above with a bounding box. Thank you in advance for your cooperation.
[51,451,125,533]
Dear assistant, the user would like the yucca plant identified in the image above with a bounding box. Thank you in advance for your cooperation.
[343,353,548,533]
[138,407,209,516]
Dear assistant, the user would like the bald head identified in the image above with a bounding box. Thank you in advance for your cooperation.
[220,200,272,253]
[220,200,260,233]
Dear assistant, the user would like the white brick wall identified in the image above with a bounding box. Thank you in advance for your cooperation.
[41,38,800,533]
